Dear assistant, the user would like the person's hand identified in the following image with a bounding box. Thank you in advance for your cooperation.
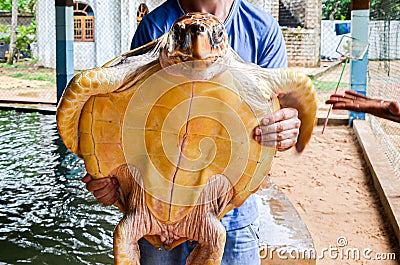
[81,174,120,206]
[326,90,400,123]
[253,107,301,151]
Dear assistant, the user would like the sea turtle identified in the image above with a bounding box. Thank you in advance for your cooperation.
[57,12,317,265]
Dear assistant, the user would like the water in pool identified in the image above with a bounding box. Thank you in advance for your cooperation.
[0,109,122,264]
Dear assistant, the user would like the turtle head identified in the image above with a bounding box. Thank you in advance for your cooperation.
[160,12,229,71]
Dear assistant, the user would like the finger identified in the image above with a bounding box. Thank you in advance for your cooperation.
[276,93,285,100]
[101,191,120,206]
[97,179,120,206]
[81,173,93,183]
[340,91,379,104]
[327,92,366,103]
[111,177,120,189]
[344,90,369,99]
[326,95,362,107]
[329,102,362,111]
[93,180,118,200]
[325,94,347,102]
[389,101,400,115]
[261,108,298,126]
[257,117,300,136]
[255,128,299,145]
[325,98,347,105]
[85,177,111,192]
[326,94,359,103]
[254,128,299,143]
[95,188,118,205]
[277,138,298,151]
[256,136,297,150]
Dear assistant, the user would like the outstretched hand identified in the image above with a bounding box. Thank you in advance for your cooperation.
[253,107,301,151]
[325,90,400,123]
[81,174,120,206]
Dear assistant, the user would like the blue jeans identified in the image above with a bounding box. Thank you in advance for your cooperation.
[138,219,260,265]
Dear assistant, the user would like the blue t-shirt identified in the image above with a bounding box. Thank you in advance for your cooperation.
[131,0,288,231]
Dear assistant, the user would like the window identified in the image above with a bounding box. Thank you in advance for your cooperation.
[73,2,94,42]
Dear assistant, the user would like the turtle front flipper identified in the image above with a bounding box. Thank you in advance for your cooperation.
[259,68,317,152]
[56,67,130,156]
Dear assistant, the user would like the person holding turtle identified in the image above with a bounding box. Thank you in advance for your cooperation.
[82,0,302,264]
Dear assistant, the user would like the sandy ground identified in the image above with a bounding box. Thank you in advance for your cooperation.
[270,125,399,264]
[0,67,56,103]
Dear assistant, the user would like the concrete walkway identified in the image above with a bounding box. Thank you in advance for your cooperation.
[353,120,400,245]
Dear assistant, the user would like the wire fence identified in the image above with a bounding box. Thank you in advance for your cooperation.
[368,1,400,178]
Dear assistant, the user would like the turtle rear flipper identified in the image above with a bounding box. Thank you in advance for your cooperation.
[114,212,143,265]
[185,215,226,265]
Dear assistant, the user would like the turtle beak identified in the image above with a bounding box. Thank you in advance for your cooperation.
[192,36,210,60]
[188,24,210,60]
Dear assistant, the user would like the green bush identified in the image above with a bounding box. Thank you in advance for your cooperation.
[0,0,35,14]
[0,20,36,55]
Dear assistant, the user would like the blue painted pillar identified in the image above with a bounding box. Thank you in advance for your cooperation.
[55,0,74,103]
[349,1,370,123]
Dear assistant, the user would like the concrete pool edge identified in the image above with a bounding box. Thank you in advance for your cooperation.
[0,103,57,115]
[353,120,400,246]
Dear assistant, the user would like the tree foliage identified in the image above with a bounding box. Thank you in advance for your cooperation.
[0,0,35,13]
[0,21,36,50]
[322,0,351,20]
[1,0,36,63]
[323,0,400,21]
[370,0,400,20]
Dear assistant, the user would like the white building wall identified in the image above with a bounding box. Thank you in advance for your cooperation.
[74,42,96,69]
[120,0,137,52]
[36,0,56,68]
[93,0,122,67]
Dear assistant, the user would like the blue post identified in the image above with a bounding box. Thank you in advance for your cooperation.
[349,3,370,124]
[55,1,74,103]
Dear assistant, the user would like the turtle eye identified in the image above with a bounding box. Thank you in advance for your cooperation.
[213,25,225,45]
